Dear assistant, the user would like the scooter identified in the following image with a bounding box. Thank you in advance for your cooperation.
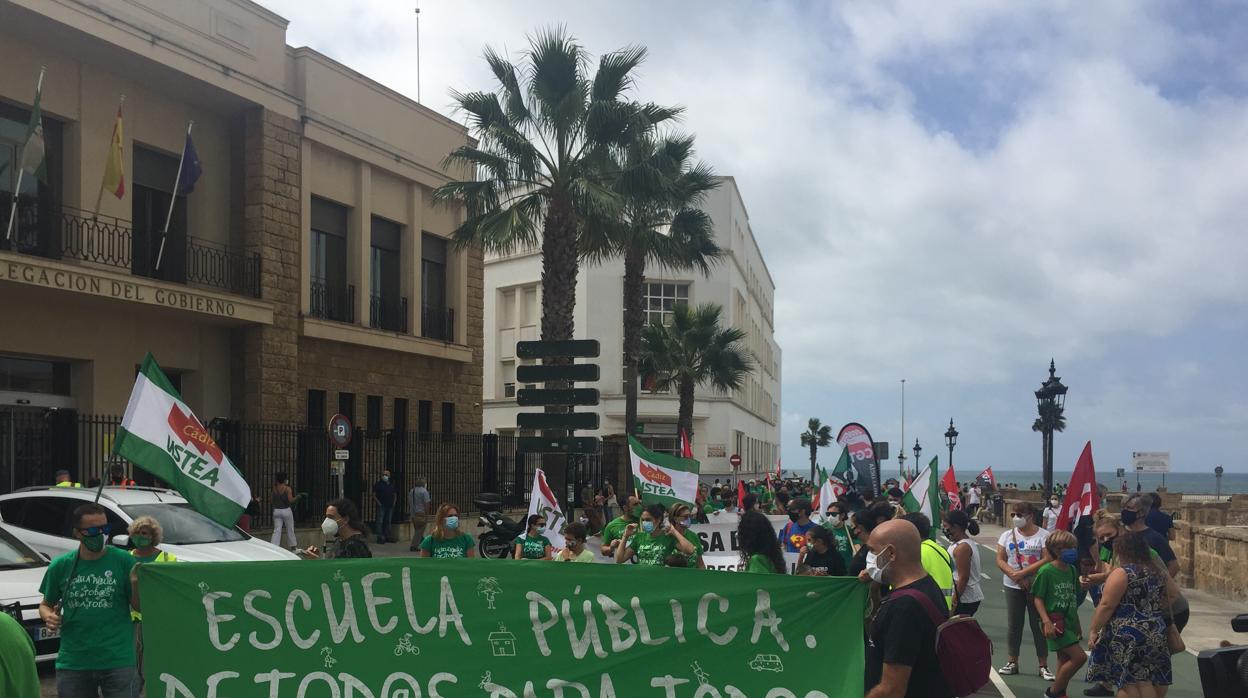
[474,493,525,559]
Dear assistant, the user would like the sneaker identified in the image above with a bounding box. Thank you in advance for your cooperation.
[1040,666,1056,681]
[998,661,1019,675]
[1045,689,1066,698]
[1082,685,1113,697]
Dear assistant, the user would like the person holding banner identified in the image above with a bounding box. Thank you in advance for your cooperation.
[738,510,787,574]
[304,499,372,559]
[513,514,554,560]
[555,522,595,562]
[419,504,476,558]
[668,502,704,569]
[614,504,695,566]
[600,495,641,557]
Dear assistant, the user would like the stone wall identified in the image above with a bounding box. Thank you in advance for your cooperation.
[1172,521,1248,601]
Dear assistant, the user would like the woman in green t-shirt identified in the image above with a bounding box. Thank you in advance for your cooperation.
[738,510,786,574]
[669,503,704,569]
[614,504,695,566]
[419,503,476,558]
[513,514,553,560]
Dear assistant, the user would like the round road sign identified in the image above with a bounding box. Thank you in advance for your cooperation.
[729,453,742,467]
[328,414,353,448]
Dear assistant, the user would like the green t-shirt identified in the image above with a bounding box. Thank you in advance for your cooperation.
[420,533,475,558]
[1032,562,1082,650]
[746,553,776,574]
[627,530,677,566]
[513,534,552,560]
[601,516,633,548]
[680,529,703,568]
[38,547,136,670]
[0,612,39,698]
[559,549,596,563]
[826,524,855,569]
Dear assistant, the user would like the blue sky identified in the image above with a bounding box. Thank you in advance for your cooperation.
[260,1,1248,475]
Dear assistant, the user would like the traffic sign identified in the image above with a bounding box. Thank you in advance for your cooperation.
[516,363,600,383]
[729,454,742,467]
[334,449,350,460]
[517,339,600,359]
[516,412,600,430]
[328,414,353,448]
[517,436,602,454]
[516,388,600,407]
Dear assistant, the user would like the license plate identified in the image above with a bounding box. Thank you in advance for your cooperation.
[35,626,59,641]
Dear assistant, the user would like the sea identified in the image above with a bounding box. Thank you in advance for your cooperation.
[990,469,1248,496]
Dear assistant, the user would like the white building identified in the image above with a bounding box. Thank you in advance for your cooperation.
[482,177,781,479]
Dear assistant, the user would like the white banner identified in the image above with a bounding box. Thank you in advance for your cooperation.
[584,515,800,572]
[526,469,567,549]
[1131,451,1171,473]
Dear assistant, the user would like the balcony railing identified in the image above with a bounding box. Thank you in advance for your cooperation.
[310,280,355,324]
[1,197,261,298]
[421,306,455,342]
[369,294,408,333]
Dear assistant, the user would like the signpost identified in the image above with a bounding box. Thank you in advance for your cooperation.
[730,453,742,471]
[513,340,603,499]
[328,413,352,500]
[1132,451,1171,489]
[515,387,599,407]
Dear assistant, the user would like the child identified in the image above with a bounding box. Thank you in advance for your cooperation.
[1032,529,1086,698]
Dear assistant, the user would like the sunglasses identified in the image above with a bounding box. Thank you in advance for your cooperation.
[78,525,112,537]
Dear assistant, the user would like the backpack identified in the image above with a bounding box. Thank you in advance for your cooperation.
[892,588,993,698]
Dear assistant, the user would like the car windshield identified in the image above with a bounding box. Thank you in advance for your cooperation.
[0,526,46,568]
[121,503,247,545]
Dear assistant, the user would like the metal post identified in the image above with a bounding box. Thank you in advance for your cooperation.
[414,3,422,103]
[899,378,906,477]
[156,121,193,271]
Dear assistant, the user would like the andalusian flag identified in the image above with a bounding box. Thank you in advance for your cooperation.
[18,70,46,182]
[113,354,251,526]
[628,436,699,507]
[902,456,942,537]
[101,102,125,198]
[813,446,853,515]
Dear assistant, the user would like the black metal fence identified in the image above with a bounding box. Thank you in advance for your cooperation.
[0,411,627,532]
[369,294,408,333]
[309,281,355,324]
[420,306,455,341]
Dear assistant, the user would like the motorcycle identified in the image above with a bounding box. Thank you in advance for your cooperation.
[475,493,525,559]
[1198,613,1248,697]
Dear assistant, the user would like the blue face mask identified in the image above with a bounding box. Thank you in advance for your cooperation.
[641,520,656,534]
[444,516,459,530]
[1060,548,1078,564]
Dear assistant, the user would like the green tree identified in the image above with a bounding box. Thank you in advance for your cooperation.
[799,418,834,483]
[434,28,679,353]
[638,302,755,440]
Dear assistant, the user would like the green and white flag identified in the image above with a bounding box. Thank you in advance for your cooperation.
[902,456,942,537]
[113,354,250,527]
[628,435,699,507]
[18,70,46,182]
[814,446,853,515]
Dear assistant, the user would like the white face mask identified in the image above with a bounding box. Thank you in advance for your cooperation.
[864,547,892,584]
[321,517,339,537]
[1012,515,1026,529]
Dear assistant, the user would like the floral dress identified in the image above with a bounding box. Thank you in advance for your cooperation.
[1086,563,1172,688]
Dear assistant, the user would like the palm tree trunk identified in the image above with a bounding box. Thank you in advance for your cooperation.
[677,377,695,445]
[539,193,578,498]
[809,443,817,483]
[621,245,645,436]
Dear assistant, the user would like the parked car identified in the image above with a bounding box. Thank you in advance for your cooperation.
[0,525,58,662]
[0,486,299,562]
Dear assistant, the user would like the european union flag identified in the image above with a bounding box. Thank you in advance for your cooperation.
[176,132,202,196]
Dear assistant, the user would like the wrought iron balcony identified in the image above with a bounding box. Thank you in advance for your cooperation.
[1,197,261,298]
[421,306,455,342]
[310,280,355,324]
[369,294,408,333]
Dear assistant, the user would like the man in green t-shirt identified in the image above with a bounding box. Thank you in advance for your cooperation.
[0,611,40,698]
[599,495,641,556]
[38,502,139,697]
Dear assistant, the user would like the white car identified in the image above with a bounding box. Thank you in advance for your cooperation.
[0,525,58,662]
[0,486,299,562]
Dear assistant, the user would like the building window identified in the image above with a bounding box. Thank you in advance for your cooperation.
[441,402,455,435]
[417,400,432,434]
[131,145,188,284]
[0,355,70,395]
[501,362,516,399]
[421,233,452,340]
[369,216,404,331]
[306,389,326,428]
[643,282,689,327]
[367,395,383,433]
[393,398,408,432]
[338,392,355,424]
[0,101,62,260]
[310,197,351,323]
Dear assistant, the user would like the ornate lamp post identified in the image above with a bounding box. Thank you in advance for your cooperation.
[913,439,922,475]
[945,418,958,472]
[1034,359,1069,499]
[1215,465,1224,499]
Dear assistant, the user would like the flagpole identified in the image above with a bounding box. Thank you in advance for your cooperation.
[155,120,193,271]
[93,95,125,220]
[5,66,45,241]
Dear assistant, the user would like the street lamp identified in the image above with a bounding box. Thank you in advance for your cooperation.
[1215,465,1224,499]
[945,418,958,473]
[913,438,922,474]
[1034,359,1069,499]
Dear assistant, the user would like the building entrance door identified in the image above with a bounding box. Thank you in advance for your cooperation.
[0,391,76,493]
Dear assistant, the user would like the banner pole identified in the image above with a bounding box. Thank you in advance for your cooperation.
[155,120,192,271]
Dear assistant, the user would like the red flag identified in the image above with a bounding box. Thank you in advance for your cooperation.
[737,480,746,509]
[941,464,962,510]
[1056,442,1098,531]
[775,458,782,480]
[679,429,693,459]
[977,466,996,488]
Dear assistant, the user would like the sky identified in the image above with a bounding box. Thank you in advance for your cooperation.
[259,0,1248,476]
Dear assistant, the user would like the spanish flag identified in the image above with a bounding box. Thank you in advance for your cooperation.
[101,102,125,198]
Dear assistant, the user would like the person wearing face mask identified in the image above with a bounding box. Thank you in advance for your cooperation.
[1031,530,1087,698]
[419,503,476,558]
[823,501,857,571]
[615,503,695,566]
[372,469,398,544]
[943,510,983,617]
[600,495,641,557]
[995,501,1054,680]
[126,516,176,690]
[38,503,140,698]
[556,522,595,562]
[779,498,818,553]
[304,499,372,559]
[513,514,554,560]
[863,519,951,698]
[797,524,847,576]
[668,503,704,569]
[849,501,896,577]
[1120,494,1189,653]
[1043,496,1062,531]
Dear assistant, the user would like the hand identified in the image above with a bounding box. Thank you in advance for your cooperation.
[1087,629,1100,648]
[857,570,872,583]
[303,546,320,559]
[608,538,621,550]
[40,605,61,632]
[1079,575,1091,589]
[624,523,638,537]
[1042,620,1056,638]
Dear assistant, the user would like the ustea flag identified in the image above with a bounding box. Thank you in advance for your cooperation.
[629,436,698,507]
[903,457,942,537]
[526,468,566,549]
[813,447,852,515]
[113,354,250,526]
[18,70,46,181]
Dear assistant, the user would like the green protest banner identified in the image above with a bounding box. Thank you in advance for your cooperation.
[141,558,866,697]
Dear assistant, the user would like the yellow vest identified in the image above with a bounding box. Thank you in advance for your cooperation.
[920,538,955,610]
[55,481,82,488]
[131,550,177,621]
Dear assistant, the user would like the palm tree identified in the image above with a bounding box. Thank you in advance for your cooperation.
[434,28,680,355]
[799,418,834,483]
[638,302,755,441]
[586,134,721,436]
